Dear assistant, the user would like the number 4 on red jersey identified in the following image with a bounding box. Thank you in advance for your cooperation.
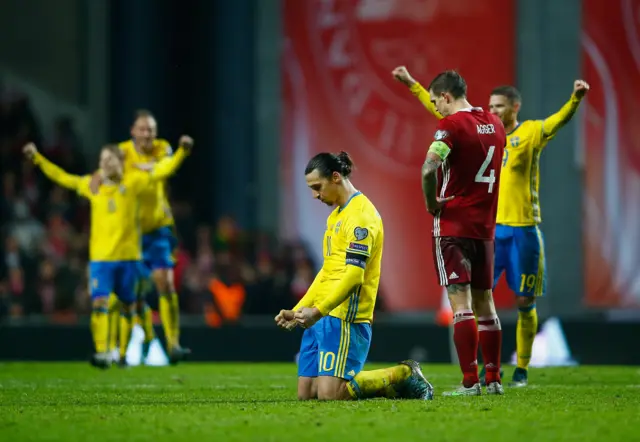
[430,108,506,240]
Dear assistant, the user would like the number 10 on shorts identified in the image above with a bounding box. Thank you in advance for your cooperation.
[319,351,336,373]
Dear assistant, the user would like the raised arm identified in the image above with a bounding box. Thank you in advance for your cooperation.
[392,66,443,120]
[541,80,590,140]
[148,146,189,181]
[135,135,194,183]
[24,143,90,197]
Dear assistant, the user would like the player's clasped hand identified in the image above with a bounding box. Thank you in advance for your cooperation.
[294,307,322,329]
[275,309,297,331]
[427,195,455,216]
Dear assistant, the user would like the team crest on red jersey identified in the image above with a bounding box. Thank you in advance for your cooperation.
[434,130,449,141]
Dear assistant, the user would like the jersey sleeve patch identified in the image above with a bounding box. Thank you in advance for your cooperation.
[354,227,368,241]
[348,242,369,253]
[434,130,449,141]
[345,252,367,269]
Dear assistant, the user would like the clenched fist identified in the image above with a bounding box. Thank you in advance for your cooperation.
[178,135,194,150]
[573,80,590,99]
[392,66,417,87]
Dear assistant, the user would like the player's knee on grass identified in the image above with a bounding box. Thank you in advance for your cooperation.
[152,268,174,294]
[446,283,472,313]
[316,376,352,401]
[516,295,535,309]
[471,289,496,317]
[297,377,317,401]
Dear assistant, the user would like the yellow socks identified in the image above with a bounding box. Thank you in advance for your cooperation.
[107,293,121,352]
[347,365,412,399]
[160,292,180,349]
[516,305,538,370]
[91,306,109,354]
[118,311,134,360]
[159,294,174,349]
[170,292,180,346]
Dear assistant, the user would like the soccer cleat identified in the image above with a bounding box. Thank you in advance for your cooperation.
[398,360,435,400]
[442,383,482,397]
[90,352,112,370]
[169,345,192,365]
[486,381,505,395]
[508,367,528,388]
[479,365,504,387]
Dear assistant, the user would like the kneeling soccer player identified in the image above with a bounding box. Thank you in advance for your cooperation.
[276,151,434,401]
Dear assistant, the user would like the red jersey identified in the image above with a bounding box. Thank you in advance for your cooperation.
[431,107,506,239]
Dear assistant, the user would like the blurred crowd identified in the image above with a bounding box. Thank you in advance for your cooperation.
[0,83,335,324]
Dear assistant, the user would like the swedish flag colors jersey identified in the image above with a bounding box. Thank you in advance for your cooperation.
[32,149,188,262]
[119,139,175,234]
[497,120,550,226]
[318,192,383,324]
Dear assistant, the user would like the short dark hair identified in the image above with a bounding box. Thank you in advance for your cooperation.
[428,70,467,99]
[490,85,521,104]
[305,151,354,179]
[134,109,155,121]
[101,144,124,162]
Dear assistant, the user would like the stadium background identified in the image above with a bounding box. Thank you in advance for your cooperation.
[0,0,637,364]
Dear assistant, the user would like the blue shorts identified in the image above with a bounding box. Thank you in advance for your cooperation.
[297,316,372,380]
[142,226,177,271]
[89,261,144,304]
[493,224,546,297]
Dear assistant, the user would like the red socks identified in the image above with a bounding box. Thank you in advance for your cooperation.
[453,310,479,387]
[478,315,502,384]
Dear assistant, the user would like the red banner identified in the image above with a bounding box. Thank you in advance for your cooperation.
[282,0,515,311]
[581,0,640,307]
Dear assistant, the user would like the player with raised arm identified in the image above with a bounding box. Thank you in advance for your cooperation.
[393,66,589,387]
[414,70,507,396]
[24,141,190,368]
[275,152,434,401]
[98,110,192,364]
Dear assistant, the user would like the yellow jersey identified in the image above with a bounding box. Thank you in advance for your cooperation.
[32,149,188,262]
[119,139,175,234]
[496,120,550,226]
[317,192,383,323]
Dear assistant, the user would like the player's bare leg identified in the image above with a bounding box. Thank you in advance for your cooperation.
[153,268,190,363]
[316,376,352,400]
[442,283,482,396]
[511,295,536,387]
[297,377,318,401]
[472,289,504,395]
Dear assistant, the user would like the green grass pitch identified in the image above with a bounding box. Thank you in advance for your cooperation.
[1,362,639,441]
